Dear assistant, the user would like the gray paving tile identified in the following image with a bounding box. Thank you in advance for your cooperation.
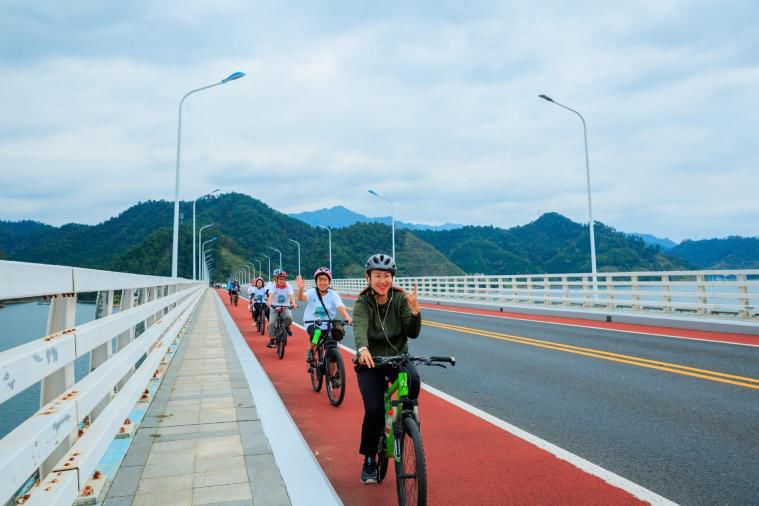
[244,454,289,506]
[103,496,134,506]
[107,464,143,498]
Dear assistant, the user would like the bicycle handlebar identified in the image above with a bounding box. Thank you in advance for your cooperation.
[372,354,456,367]
[304,319,352,325]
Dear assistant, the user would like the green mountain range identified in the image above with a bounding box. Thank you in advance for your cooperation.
[0,194,754,280]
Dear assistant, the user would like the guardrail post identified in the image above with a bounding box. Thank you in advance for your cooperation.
[738,273,750,318]
[542,275,549,305]
[40,294,78,477]
[696,274,708,315]
[662,275,672,312]
[527,276,534,304]
[632,275,641,310]
[90,290,115,420]
[582,275,591,307]
[605,275,614,310]
[562,275,569,306]
[145,287,157,328]
[116,289,136,391]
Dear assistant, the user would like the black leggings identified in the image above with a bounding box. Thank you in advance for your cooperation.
[356,362,420,456]
[252,302,268,321]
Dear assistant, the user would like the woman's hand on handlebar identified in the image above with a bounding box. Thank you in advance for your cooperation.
[357,347,374,368]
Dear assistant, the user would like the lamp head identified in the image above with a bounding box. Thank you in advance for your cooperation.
[222,71,246,83]
[368,189,378,196]
[538,94,554,102]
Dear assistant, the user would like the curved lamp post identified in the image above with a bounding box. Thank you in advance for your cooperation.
[288,239,301,277]
[171,71,245,277]
[317,225,332,275]
[193,189,219,279]
[368,189,395,262]
[198,223,215,278]
[200,237,217,281]
[539,94,598,297]
[259,253,272,281]
[269,247,283,271]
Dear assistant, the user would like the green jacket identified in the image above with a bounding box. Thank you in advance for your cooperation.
[353,287,421,356]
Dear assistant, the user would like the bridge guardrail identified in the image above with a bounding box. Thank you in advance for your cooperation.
[328,269,759,319]
[0,260,203,505]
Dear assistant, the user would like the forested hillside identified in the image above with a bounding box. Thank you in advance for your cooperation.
[2,196,754,280]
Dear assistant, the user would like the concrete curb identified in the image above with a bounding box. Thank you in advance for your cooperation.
[213,292,342,506]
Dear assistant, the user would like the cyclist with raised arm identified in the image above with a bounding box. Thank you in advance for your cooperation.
[266,269,297,348]
[249,277,269,325]
[295,267,353,363]
[352,253,421,484]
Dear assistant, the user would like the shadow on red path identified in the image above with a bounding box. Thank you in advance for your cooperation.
[216,290,646,505]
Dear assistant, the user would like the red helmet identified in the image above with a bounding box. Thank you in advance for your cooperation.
[313,267,332,282]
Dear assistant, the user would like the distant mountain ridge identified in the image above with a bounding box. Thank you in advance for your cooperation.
[289,205,463,231]
[1,196,756,279]
[630,233,678,250]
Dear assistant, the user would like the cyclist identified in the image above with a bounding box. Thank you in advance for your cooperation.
[352,253,421,484]
[249,277,269,324]
[229,279,241,306]
[295,267,353,363]
[266,269,297,348]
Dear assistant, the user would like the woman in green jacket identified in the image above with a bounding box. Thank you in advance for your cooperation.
[352,253,421,484]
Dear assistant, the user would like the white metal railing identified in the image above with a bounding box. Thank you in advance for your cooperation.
[330,269,759,319]
[0,260,204,505]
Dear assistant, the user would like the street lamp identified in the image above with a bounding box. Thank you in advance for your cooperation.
[202,250,214,282]
[269,247,283,271]
[198,223,215,277]
[368,189,395,262]
[288,239,301,277]
[317,225,332,274]
[246,261,257,280]
[171,71,245,278]
[201,237,217,281]
[259,253,272,281]
[193,188,220,280]
[539,94,598,297]
[253,259,262,280]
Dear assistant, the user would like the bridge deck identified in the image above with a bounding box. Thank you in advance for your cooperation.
[104,291,290,506]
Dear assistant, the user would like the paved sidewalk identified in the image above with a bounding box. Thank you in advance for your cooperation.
[104,291,290,506]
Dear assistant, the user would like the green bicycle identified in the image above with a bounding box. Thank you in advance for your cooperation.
[373,354,455,506]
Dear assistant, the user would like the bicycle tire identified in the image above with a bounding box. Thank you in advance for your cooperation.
[325,349,346,407]
[276,327,286,360]
[377,434,389,483]
[310,347,323,392]
[259,313,267,335]
[395,416,427,506]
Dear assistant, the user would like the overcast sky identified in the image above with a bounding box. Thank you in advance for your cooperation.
[1,1,757,242]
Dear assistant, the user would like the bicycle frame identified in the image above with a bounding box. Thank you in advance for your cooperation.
[382,370,414,462]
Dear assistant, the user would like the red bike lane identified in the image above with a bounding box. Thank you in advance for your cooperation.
[217,290,652,505]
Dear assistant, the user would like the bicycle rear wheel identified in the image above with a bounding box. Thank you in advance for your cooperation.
[259,313,267,335]
[310,347,323,392]
[395,416,427,506]
[276,328,286,360]
[325,349,346,406]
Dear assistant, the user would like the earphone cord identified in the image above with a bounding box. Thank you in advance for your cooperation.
[376,290,399,354]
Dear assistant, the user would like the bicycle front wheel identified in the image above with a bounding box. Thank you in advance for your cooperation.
[277,329,286,360]
[310,348,323,392]
[325,349,346,406]
[395,416,427,506]
[377,434,389,483]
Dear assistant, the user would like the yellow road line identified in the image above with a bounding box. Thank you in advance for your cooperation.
[424,320,759,390]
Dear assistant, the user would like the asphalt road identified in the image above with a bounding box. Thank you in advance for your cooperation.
[327,302,759,505]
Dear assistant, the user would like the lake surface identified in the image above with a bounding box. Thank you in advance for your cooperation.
[0,301,96,439]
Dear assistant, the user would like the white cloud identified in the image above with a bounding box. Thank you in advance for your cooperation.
[0,1,757,243]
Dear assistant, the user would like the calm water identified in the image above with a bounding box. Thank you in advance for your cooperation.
[0,301,96,439]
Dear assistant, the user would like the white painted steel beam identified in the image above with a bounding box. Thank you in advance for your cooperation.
[0,288,202,505]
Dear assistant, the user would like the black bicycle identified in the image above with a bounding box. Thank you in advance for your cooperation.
[270,304,292,359]
[252,300,267,335]
[305,318,350,407]
[372,354,455,506]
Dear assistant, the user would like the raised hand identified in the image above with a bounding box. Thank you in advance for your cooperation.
[295,275,305,291]
[405,282,421,314]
